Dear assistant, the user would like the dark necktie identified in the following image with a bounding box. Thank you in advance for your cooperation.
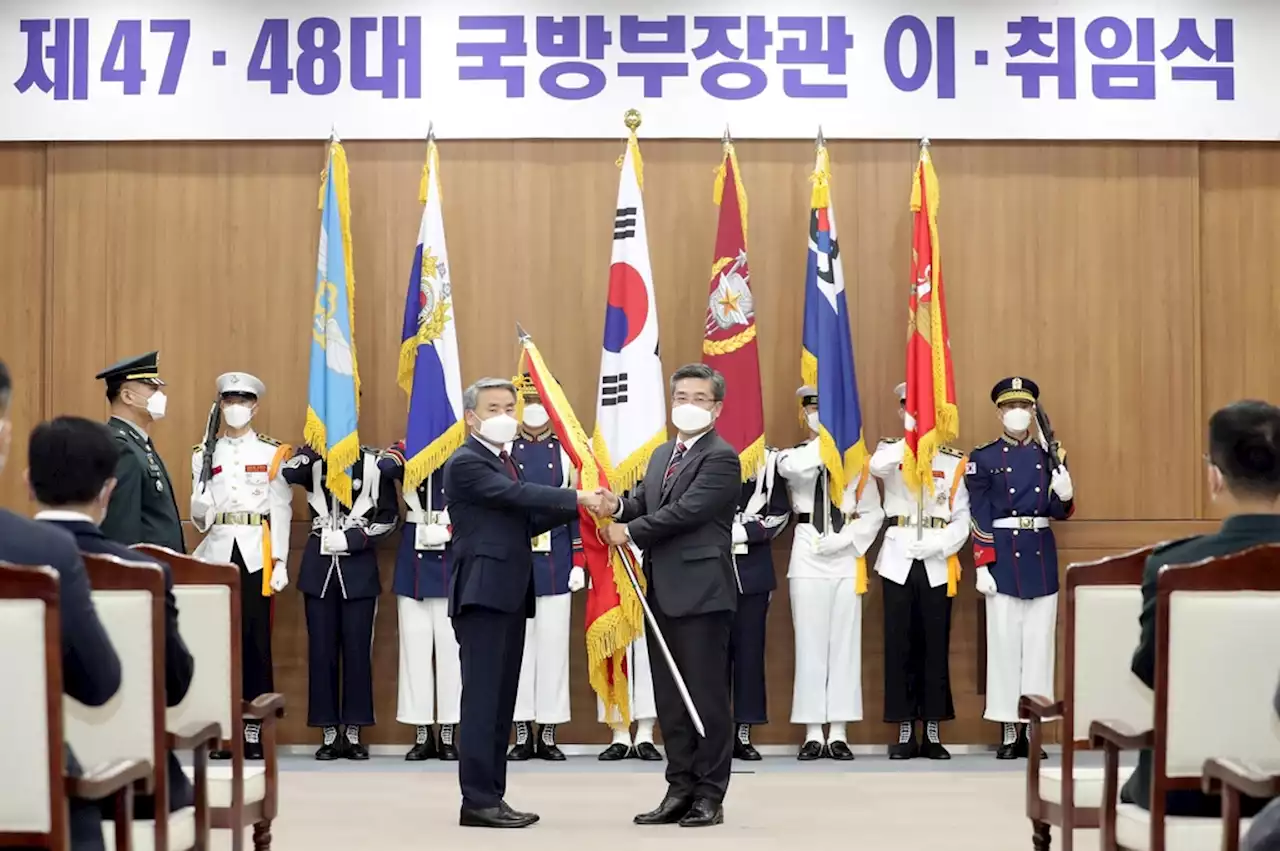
[664,442,687,483]
[498,450,518,480]
[811,469,844,534]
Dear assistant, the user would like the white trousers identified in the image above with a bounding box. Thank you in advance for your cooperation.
[596,629,658,724]
[790,577,863,723]
[396,596,462,725]
[513,593,572,724]
[984,592,1058,723]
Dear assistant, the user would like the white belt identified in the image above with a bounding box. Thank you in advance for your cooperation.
[992,517,1049,530]
[406,510,429,526]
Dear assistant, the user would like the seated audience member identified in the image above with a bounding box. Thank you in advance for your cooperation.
[1242,675,1280,851]
[29,415,196,818]
[0,361,122,851]
[1124,400,1280,817]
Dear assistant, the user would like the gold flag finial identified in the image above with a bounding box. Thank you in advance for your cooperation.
[623,109,642,132]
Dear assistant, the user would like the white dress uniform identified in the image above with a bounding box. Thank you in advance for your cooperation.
[778,438,884,731]
[596,544,659,758]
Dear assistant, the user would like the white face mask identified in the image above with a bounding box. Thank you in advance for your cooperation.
[476,412,519,446]
[671,403,713,434]
[522,403,549,429]
[1002,407,1033,433]
[144,390,168,421]
[222,403,254,430]
[806,411,820,433]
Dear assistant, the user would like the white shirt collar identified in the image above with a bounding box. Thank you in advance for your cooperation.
[674,430,710,452]
[473,435,509,457]
[34,509,97,524]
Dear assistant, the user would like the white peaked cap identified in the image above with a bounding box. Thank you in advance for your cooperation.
[216,372,265,398]
[894,382,907,400]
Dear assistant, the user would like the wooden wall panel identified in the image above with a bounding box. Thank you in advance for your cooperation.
[1,134,1264,746]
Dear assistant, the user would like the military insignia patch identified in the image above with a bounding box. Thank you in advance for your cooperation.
[966,462,977,475]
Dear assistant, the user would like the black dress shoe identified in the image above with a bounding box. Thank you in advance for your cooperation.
[1014,728,1048,760]
[536,740,566,761]
[438,742,459,761]
[827,740,855,761]
[922,741,952,760]
[499,801,540,824]
[245,742,264,761]
[507,738,535,761]
[634,742,663,761]
[634,795,692,825]
[797,740,824,761]
[459,806,536,828]
[210,749,232,761]
[733,740,762,761]
[315,742,344,761]
[598,743,630,761]
[678,798,724,828]
[405,737,436,761]
[888,738,919,760]
[996,742,1018,760]
[346,741,370,760]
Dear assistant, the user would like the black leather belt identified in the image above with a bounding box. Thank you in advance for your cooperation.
[796,512,860,524]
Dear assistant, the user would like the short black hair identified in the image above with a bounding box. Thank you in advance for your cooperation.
[1208,400,1280,500]
[669,363,726,402]
[0,357,10,413]
[28,416,120,505]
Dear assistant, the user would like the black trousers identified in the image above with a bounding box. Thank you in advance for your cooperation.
[454,607,526,811]
[882,560,955,723]
[649,601,733,803]
[230,543,273,702]
[729,591,770,725]
[304,592,376,727]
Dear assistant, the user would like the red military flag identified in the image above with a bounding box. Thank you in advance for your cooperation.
[515,331,645,726]
[702,137,766,478]
[902,142,959,495]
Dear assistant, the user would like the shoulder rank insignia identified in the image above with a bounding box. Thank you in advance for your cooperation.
[939,446,963,458]
[191,443,203,454]
[257,434,282,446]
[973,438,1000,453]
[881,437,902,445]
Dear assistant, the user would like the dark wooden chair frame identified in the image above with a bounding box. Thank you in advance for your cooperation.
[0,561,150,851]
[1020,545,1156,851]
[1092,544,1280,851]
[81,552,220,851]
[134,545,285,851]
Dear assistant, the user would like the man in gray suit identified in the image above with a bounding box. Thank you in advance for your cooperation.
[598,363,741,828]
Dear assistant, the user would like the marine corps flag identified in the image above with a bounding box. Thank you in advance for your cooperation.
[703,135,765,479]
[516,330,645,726]
[902,142,958,495]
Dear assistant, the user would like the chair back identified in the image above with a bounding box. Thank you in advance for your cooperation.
[133,545,241,750]
[1065,546,1155,744]
[1156,545,1280,785]
[0,562,65,847]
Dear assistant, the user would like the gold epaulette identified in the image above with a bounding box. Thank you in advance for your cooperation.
[939,446,964,458]
[881,437,902,444]
[191,443,203,454]
[257,434,282,447]
[973,438,1000,453]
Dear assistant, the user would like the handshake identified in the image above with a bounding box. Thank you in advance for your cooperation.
[577,487,620,518]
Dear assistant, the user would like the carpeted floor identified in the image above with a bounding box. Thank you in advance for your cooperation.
[199,753,1139,850]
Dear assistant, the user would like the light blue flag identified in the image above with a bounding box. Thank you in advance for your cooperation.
[306,139,361,507]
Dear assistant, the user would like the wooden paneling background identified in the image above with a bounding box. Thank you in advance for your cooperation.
[1,138,1278,747]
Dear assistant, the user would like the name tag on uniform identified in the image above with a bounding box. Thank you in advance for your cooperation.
[732,542,748,556]
[531,532,551,553]
[246,464,269,473]
[415,523,445,552]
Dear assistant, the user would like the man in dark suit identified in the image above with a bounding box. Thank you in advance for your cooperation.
[443,377,594,829]
[1123,400,1280,818]
[0,361,122,851]
[95,352,186,553]
[598,363,742,828]
[27,415,196,818]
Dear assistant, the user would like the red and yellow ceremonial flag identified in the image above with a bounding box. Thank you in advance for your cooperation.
[902,143,958,496]
[516,332,645,726]
[702,139,766,478]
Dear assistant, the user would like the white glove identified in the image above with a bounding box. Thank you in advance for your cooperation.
[568,566,586,592]
[422,524,450,547]
[975,566,998,597]
[321,529,349,555]
[814,529,856,557]
[731,522,748,545]
[907,538,943,561]
[438,509,451,527]
[191,486,213,518]
[269,563,289,592]
[1050,468,1074,501]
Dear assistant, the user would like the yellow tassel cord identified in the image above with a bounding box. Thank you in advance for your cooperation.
[943,454,968,597]
[615,131,644,190]
[400,142,443,398]
[258,443,293,596]
[519,341,646,724]
[809,144,832,210]
[851,459,871,594]
[905,147,959,495]
[712,142,749,247]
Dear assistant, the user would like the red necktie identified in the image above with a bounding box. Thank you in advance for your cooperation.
[499,450,519,480]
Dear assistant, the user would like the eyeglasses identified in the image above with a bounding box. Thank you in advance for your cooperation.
[672,394,715,405]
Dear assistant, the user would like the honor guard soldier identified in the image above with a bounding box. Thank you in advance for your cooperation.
[96,351,185,553]
[189,372,293,760]
[870,382,970,760]
[595,585,662,762]
[380,441,461,762]
[506,384,587,761]
[729,447,790,760]
[965,377,1075,759]
[777,386,884,760]
[283,443,400,760]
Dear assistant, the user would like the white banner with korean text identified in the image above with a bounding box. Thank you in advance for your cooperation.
[0,0,1275,141]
